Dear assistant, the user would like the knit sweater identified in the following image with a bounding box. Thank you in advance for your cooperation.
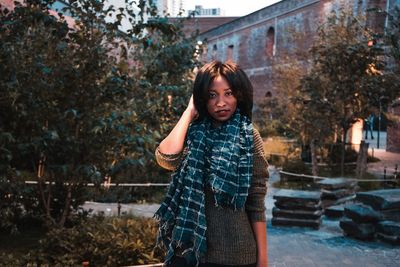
[155,128,269,265]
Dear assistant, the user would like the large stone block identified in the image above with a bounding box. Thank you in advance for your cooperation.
[275,201,322,211]
[272,217,321,229]
[324,205,344,218]
[356,189,400,210]
[339,217,375,240]
[380,209,400,222]
[344,204,381,224]
[376,220,400,236]
[376,232,400,245]
[321,188,355,200]
[320,194,356,209]
[272,207,323,220]
[273,189,321,202]
[317,178,357,190]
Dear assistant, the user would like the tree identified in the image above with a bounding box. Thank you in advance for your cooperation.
[0,0,198,228]
[297,7,399,176]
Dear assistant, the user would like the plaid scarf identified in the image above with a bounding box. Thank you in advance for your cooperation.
[155,110,253,266]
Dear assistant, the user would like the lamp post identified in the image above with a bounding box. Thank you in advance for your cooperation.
[377,96,389,149]
[377,100,381,149]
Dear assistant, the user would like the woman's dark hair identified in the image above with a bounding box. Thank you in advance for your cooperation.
[193,61,253,120]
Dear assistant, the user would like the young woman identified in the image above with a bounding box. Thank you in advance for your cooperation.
[155,61,268,267]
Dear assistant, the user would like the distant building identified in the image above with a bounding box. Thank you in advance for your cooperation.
[188,5,225,17]
[153,0,187,17]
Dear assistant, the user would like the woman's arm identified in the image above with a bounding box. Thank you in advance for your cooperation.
[247,128,269,267]
[159,96,198,154]
[252,221,268,267]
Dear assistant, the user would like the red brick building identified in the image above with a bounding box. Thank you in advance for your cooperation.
[197,0,399,152]
[199,0,394,99]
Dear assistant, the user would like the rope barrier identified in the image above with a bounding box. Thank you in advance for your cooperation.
[123,264,163,267]
[23,181,170,187]
[279,170,398,182]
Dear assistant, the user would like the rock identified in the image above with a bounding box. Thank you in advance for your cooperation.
[272,217,321,229]
[339,217,375,240]
[321,195,356,209]
[376,232,400,245]
[273,189,321,203]
[380,209,400,222]
[317,178,357,190]
[275,201,322,211]
[356,189,400,210]
[321,188,355,200]
[272,207,323,220]
[325,205,344,218]
[344,204,381,223]
[376,220,400,236]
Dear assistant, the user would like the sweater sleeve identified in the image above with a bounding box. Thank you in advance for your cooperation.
[246,128,269,222]
[155,146,185,171]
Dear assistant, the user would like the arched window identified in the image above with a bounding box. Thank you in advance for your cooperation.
[212,44,218,60]
[227,44,234,61]
[266,27,275,57]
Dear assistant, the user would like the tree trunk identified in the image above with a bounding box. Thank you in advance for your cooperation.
[340,128,348,177]
[59,186,72,227]
[310,139,318,176]
[356,141,369,179]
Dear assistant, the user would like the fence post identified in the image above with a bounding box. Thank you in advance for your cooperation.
[383,166,387,180]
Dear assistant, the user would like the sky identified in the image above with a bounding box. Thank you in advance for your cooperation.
[185,0,282,16]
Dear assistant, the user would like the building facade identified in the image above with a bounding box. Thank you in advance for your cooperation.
[198,0,400,151]
[188,5,225,17]
[199,0,396,100]
[153,0,187,16]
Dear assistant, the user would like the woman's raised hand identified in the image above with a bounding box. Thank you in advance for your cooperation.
[185,95,198,122]
[159,95,198,154]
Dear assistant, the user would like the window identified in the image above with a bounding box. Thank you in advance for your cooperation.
[227,45,234,61]
[266,27,275,57]
[212,44,218,60]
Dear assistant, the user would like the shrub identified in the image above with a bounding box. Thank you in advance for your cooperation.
[0,215,164,266]
[33,216,164,266]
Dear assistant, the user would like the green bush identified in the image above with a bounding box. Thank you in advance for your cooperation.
[34,216,164,266]
[0,216,164,266]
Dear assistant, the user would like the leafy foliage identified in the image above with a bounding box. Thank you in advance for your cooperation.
[265,6,400,175]
[0,0,198,229]
[387,6,400,70]
[298,8,399,174]
[0,216,164,266]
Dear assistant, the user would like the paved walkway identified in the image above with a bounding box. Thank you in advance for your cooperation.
[367,149,400,178]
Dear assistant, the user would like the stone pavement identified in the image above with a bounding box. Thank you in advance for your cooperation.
[367,149,400,178]
[267,219,400,267]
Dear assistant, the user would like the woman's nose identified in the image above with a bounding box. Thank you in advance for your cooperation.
[216,97,226,107]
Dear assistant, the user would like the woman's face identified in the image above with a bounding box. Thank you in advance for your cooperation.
[206,75,237,122]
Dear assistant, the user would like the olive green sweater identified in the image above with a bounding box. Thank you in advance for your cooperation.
[155,128,269,265]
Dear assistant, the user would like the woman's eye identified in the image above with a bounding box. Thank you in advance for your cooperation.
[226,91,233,96]
[209,93,216,98]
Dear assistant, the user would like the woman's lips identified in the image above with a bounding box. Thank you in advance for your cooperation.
[216,110,230,116]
